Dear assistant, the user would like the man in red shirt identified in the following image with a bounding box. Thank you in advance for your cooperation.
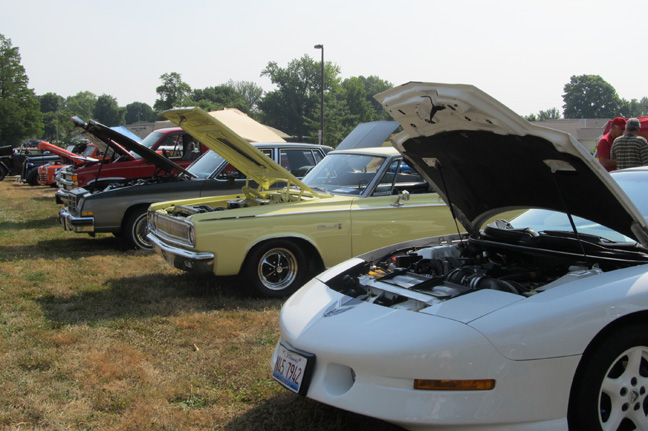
[597,117,626,171]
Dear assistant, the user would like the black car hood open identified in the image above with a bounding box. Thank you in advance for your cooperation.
[71,117,194,177]
[375,82,648,246]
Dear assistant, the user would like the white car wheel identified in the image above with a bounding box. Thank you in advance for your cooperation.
[569,325,648,431]
[125,208,152,250]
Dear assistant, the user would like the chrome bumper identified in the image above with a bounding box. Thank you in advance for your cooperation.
[55,188,69,205]
[147,233,214,273]
[59,207,94,233]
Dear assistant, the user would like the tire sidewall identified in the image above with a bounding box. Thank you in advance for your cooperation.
[569,325,648,431]
[126,208,152,250]
[243,240,308,298]
[27,168,39,186]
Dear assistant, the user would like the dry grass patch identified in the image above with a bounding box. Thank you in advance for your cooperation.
[0,181,403,431]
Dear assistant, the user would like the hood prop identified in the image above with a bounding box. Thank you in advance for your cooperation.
[92,140,113,190]
[550,169,590,264]
[433,159,466,241]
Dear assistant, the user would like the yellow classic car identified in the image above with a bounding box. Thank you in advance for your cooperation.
[147,107,458,297]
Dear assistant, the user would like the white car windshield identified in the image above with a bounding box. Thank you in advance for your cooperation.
[510,170,648,243]
[302,153,387,195]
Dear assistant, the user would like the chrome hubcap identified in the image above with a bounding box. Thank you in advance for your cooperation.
[257,247,297,291]
[134,215,151,249]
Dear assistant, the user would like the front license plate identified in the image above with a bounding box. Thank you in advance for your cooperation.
[272,343,314,395]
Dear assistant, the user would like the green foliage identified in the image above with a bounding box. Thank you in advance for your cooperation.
[124,102,156,124]
[65,91,97,120]
[524,108,562,122]
[257,56,392,146]
[562,75,622,118]
[341,77,374,124]
[185,85,249,113]
[34,91,86,144]
[40,110,77,143]
[38,93,64,113]
[620,97,648,117]
[358,75,393,121]
[538,108,561,120]
[93,94,123,126]
[154,72,192,111]
[228,80,264,114]
[259,55,326,142]
[0,34,43,146]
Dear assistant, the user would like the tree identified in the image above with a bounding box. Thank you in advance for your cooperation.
[154,72,191,111]
[0,34,43,146]
[620,97,648,117]
[341,77,374,124]
[65,91,97,120]
[562,75,622,118]
[259,55,341,143]
[38,92,64,113]
[93,94,123,126]
[228,80,264,114]
[358,75,393,120]
[524,108,561,122]
[539,108,561,121]
[124,102,155,124]
[187,85,248,112]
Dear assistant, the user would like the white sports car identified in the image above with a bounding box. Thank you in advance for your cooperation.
[272,82,648,431]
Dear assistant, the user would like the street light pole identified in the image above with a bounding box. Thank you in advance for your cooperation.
[314,44,324,146]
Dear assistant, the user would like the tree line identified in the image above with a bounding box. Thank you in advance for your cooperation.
[2,33,647,149]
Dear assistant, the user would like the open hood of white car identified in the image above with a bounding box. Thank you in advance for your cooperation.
[162,107,319,194]
[375,82,648,245]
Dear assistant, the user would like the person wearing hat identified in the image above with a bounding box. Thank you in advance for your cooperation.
[611,118,648,170]
[597,117,626,171]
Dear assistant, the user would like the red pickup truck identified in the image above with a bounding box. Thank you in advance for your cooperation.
[37,141,101,186]
[56,118,204,204]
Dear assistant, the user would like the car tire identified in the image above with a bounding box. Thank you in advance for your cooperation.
[0,164,7,181]
[26,168,39,186]
[568,324,648,431]
[124,207,152,250]
[242,240,309,298]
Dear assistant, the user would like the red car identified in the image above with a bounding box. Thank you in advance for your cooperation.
[37,141,101,186]
[55,118,204,204]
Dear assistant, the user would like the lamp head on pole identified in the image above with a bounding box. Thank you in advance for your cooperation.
[314,44,323,50]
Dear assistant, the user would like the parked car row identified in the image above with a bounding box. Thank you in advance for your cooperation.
[55,117,206,205]
[14,82,648,430]
[0,144,47,181]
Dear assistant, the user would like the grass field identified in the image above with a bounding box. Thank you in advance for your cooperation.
[0,180,403,431]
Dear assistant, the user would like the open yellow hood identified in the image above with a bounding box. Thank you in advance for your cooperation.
[162,107,317,193]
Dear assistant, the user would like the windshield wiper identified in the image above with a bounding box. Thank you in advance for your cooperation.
[309,186,332,194]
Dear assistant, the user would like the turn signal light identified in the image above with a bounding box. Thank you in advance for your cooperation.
[414,379,495,391]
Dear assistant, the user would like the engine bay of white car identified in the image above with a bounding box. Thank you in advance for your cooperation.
[323,223,648,311]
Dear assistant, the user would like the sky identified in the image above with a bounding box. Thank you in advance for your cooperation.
[2,0,647,117]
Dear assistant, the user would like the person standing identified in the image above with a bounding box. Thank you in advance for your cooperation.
[597,117,626,171]
[611,118,648,170]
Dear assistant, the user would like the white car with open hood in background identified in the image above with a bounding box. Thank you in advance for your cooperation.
[273,82,648,431]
